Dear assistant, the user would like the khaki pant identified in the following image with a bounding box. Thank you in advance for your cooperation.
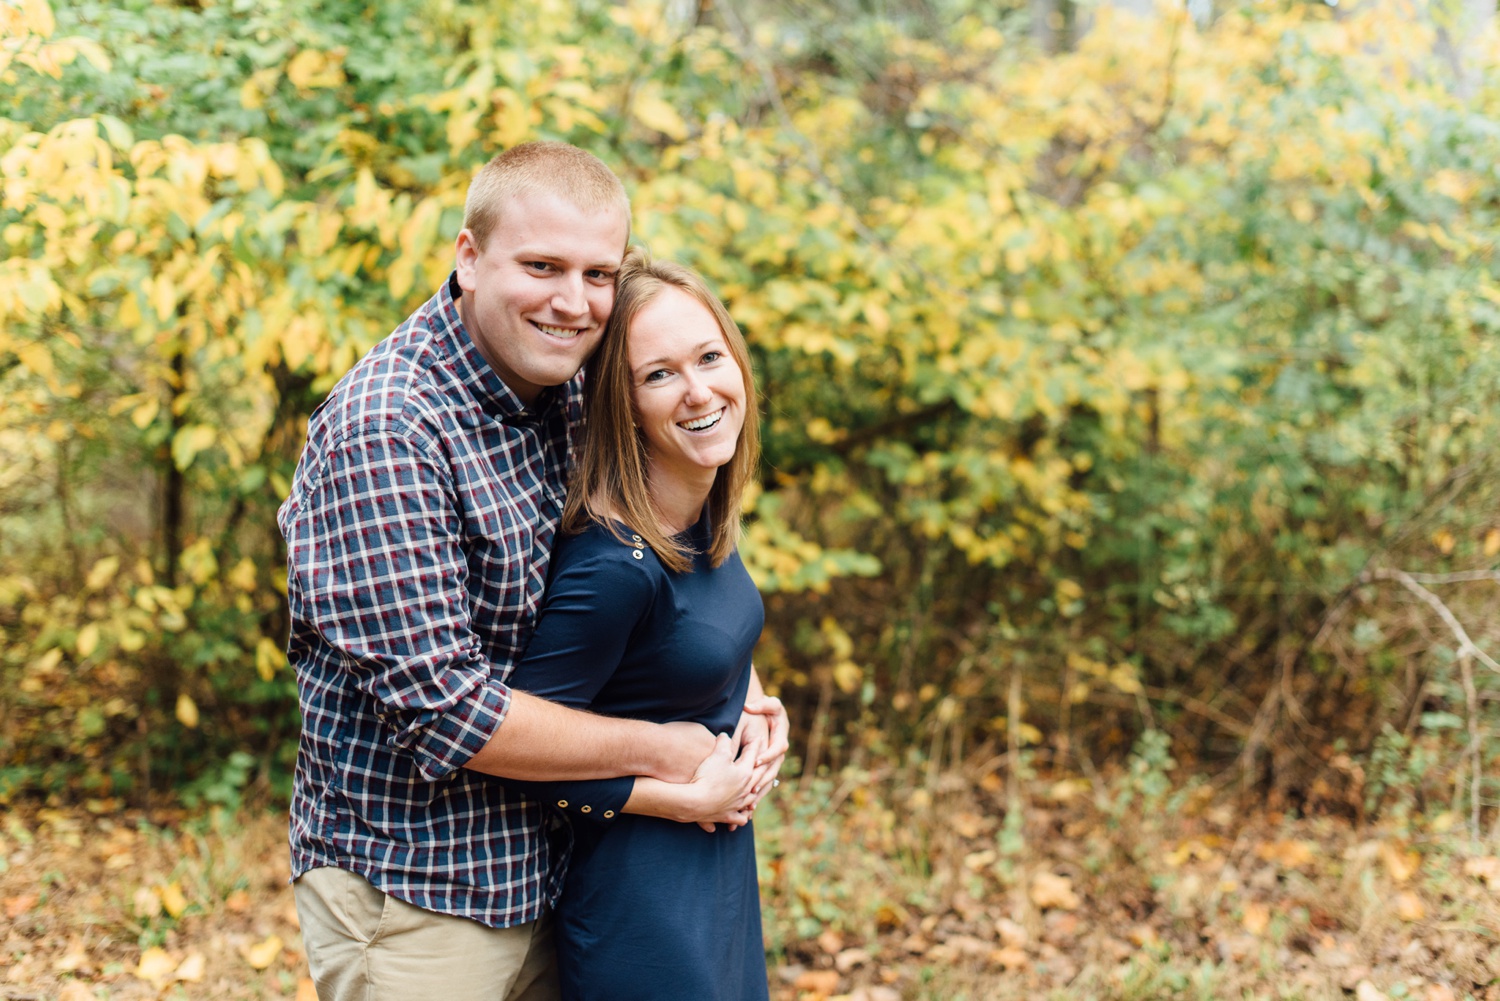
[293,866,561,1001]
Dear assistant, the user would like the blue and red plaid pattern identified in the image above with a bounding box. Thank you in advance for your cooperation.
[278,273,579,928]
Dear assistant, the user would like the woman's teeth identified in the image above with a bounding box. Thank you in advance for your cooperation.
[679,409,723,431]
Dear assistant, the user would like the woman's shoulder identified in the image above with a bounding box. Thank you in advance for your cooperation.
[553,516,665,576]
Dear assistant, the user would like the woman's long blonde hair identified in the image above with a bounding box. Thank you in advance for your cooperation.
[562,246,760,572]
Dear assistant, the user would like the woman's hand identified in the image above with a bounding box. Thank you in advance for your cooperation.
[736,695,789,806]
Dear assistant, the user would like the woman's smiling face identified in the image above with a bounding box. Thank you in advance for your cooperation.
[628,285,747,487]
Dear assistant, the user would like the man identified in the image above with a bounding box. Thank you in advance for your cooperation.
[278,142,785,1001]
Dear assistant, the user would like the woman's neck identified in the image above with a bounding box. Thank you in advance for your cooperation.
[647,462,716,535]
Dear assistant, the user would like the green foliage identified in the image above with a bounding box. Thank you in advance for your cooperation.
[4,0,1500,811]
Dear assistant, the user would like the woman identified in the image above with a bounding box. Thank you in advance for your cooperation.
[506,246,773,1000]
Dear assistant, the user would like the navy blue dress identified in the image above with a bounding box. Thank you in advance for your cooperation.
[507,515,769,1001]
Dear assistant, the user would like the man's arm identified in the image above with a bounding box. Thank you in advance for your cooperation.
[286,426,712,786]
[465,692,713,784]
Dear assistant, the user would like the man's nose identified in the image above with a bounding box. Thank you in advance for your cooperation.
[551,273,587,317]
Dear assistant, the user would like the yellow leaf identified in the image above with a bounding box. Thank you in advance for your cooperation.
[174,951,206,983]
[1484,529,1500,557]
[159,881,188,919]
[22,0,56,36]
[633,86,688,141]
[85,555,120,590]
[175,693,200,729]
[1107,663,1143,695]
[1241,900,1270,935]
[1029,871,1080,910]
[256,637,286,682]
[1432,529,1455,555]
[171,424,217,471]
[242,934,283,970]
[831,659,862,694]
[131,397,160,429]
[228,558,258,592]
[136,946,176,986]
[76,623,100,659]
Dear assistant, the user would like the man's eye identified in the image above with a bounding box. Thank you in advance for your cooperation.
[524,261,552,272]
[586,269,615,281]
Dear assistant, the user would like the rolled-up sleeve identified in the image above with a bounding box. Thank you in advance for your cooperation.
[288,424,509,781]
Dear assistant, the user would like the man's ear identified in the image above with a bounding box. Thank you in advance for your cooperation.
[454,229,480,291]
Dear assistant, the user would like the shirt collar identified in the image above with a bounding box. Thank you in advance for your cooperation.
[437,271,562,424]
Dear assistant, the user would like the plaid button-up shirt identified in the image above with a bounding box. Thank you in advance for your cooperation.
[278,273,578,928]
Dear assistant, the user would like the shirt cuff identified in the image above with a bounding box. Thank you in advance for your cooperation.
[400,674,512,782]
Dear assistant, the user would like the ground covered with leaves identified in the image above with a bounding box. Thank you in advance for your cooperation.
[4,771,1499,1001]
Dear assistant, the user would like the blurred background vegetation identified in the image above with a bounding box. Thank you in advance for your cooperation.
[4,0,1500,839]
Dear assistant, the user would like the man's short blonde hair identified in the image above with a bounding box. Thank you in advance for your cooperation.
[463,141,631,249]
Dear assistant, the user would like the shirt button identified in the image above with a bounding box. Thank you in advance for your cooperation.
[581,805,592,813]
[557,800,568,808]
[631,550,643,560]
[603,810,615,818]
[631,534,642,542]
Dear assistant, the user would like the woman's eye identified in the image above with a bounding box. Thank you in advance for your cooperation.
[701,351,722,364]
[645,369,670,383]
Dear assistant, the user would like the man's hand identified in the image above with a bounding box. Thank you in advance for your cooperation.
[736,695,789,805]
[647,720,720,784]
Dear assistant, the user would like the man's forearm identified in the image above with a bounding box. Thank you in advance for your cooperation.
[463,690,713,783]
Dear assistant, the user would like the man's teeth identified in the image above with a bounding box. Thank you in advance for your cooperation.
[679,410,723,431]
[536,323,580,338]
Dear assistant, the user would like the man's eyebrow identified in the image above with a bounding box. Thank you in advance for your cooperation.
[511,246,623,270]
[633,340,725,373]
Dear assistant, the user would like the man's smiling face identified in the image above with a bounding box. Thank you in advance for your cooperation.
[454,190,629,405]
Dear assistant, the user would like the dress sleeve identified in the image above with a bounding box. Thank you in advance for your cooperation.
[283,426,510,783]
[503,534,657,824]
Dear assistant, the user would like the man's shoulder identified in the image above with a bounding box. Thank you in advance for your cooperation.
[309,301,461,446]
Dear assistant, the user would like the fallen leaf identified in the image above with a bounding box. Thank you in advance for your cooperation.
[1242,901,1271,936]
[817,929,844,955]
[56,983,96,1001]
[133,886,162,918]
[995,917,1028,948]
[52,949,88,973]
[1257,839,1315,868]
[136,946,177,986]
[1395,892,1425,922]
[1425,985,1457,1001]
[792,969,841,996]
[1355,982,1389,1001]
[848,989,901,1001]
[174,952,206,983]
[3,893,38,919]
[296,980,319,1001]
[952,811,986,838]
[992,945,1028,969]
[159,881,188,919]
[225,889,252,913]
[874,903,908,930]
[242,934,283,970]
[834,948,870,973]
[1030,871,1080,910]
[1380,843,1420,883]
[1462,856,1500,890]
